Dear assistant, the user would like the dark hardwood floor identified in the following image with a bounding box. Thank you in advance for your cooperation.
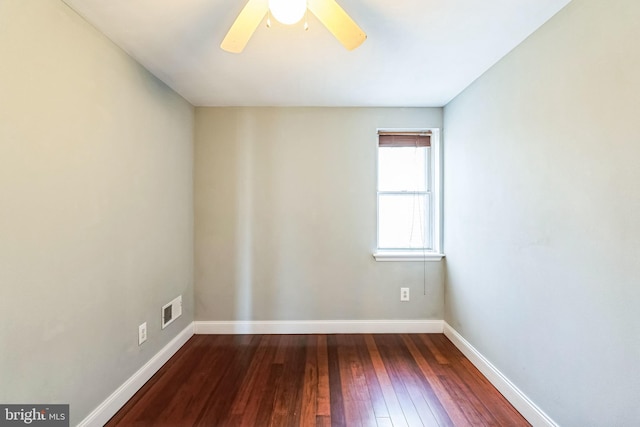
[106,334,529,426]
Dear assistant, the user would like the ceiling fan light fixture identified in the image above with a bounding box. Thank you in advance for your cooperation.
[268,0,307,25]
[221,0,366,53]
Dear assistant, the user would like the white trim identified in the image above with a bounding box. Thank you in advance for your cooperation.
[431,128,443,252]
[373,251,445,262]
[78,322,195,427]
[195,319,444,335]
[443,323,558,427]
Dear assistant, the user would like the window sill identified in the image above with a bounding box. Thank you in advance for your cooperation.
[372,251,445,262]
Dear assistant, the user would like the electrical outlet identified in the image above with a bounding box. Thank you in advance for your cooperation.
[138,322,147,345]
[400,287,410,302]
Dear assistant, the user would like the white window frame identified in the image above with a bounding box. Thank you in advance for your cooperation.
[373,128,444,262]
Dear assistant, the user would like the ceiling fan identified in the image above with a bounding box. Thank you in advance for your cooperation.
[221,0,366,53]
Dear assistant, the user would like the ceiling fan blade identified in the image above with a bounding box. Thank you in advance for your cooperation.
[221,0,269,53]
[308,0,366,51]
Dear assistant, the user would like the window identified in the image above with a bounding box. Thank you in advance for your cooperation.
[374,130,443,261]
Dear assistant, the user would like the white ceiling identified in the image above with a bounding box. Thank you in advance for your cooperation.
[61,0,571,107]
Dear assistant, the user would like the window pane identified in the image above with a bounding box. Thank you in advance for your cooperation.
[378,147,428,192]
[378,194,430,249]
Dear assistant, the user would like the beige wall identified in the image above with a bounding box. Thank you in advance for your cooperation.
[195,107,443,321]
[444,0,640,425]
[0,1,194,424]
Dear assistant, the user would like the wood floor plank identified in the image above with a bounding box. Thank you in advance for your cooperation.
[364,335,410,427]
[354,335,390,419]
[230,335,274,415]
[374,334,430,427]
[315,415,331,427]
[391,335,448,427]
[455,356,529,426]
[253,363,283,427]
[420,334,450,365]
[273,334,289,364]
[193,335,261,427]
[269,335,306,427]
[424,335,529,426]
[402,334,469,427]
[300,335,319,427]
[437,359,498,425]
[236,335,280,426]
[336,336,363,427]
[327,334,347,427]
[153,336,243,425]
[337,335,376,427]
[316,335,331,417]
[106,334,531,427]
[438,374,494,426]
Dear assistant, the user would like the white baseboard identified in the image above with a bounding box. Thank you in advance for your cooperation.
[443,323,558,427]
[195,319,444,335]
[78,322,195,427]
